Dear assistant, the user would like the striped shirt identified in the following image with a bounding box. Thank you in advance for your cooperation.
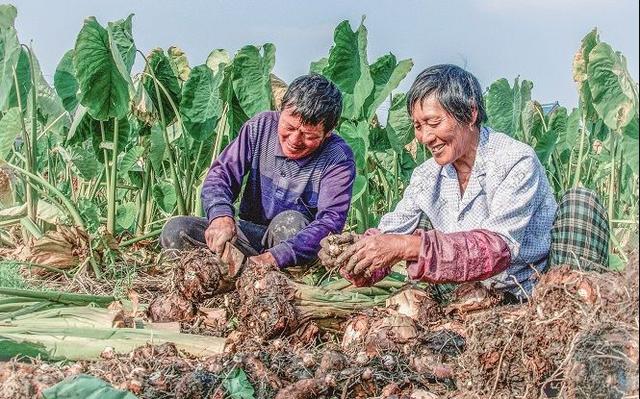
[201,111,356,267]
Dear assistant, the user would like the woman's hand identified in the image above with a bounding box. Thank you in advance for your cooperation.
[336,234,420,286]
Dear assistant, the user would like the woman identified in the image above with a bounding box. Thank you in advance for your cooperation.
[320,65,609,300]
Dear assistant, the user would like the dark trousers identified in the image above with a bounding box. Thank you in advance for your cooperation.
[159,210,311,258]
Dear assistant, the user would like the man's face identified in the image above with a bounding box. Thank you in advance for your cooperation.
[411,95,477,166]
[278,107,329,159]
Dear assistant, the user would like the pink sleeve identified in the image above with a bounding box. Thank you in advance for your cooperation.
[406,229,511,283]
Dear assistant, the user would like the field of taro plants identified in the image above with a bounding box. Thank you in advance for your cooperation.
[0,4,639,399]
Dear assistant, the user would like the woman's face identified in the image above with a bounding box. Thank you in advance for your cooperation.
[411,96,477,166]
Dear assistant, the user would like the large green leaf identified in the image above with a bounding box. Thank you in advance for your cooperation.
[322,20,374,120]
[338,120,369,172]
[143,48,182,126]
[74,17,130,120]
[521,100,544,144]
[385,93,414,153]
[206,49,230,75]
[43,374,138,399]
[232,44,275,118]
[621,115,639,175]
[350,174,368,204]
[222,368,255,399]
[54,50,79,113]
[29,53,71,136]
[180,64,224,141]
[168,46,190,81]
[0,5,17,30]
[484,77,533,137]
[118,145,144,177]
[573,29,600,122]
[56,145,99,180]
[587,42,638,131]
[363,54,413,121]
[310,57,328,74]
[0,107,21,160]
[7,48,30,110]
[149,123,166,174]
[116,201,137,232]
[0,24,20,111]
[152,180,177,214]
[107,14,135,73]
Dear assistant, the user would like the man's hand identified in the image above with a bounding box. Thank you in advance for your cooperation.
[336,234,420,286]
[250,252,278,267]
[205,216,236,254]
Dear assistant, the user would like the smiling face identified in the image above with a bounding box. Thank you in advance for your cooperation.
[278,107,329,159]
[411,95,479,167]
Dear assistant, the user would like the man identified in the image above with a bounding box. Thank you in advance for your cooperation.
[160,74,356,268]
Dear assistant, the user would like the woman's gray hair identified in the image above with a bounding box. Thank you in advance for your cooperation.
[407,64,487,128]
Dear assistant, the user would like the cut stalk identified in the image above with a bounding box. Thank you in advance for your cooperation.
[107,118,119,234]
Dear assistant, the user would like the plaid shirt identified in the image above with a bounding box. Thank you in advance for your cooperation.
[378,127,558,296]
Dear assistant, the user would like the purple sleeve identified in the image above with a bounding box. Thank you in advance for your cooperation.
[406,229,511,283]
[201,122,253,223]
[268,160,356,267]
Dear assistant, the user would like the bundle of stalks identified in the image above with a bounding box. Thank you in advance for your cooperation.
[235,264,403,339]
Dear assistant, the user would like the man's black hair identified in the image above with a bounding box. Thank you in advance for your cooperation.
[281,74,343,132]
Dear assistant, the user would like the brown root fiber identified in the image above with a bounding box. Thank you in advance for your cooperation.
[174,248,227,302]
[454,265,639,398]
[147,292,195,322]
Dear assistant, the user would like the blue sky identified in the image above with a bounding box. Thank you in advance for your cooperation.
[9,0,639,109]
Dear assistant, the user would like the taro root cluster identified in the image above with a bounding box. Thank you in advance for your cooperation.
[147,248,234,322]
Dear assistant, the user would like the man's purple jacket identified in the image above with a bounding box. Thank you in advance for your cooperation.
[201,111,356,268]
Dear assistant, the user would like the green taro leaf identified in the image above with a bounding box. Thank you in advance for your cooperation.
[116,202,137,232]
[322,19,374,120]
[77,199,102,233]
[54,50,79,112]
[74,16,130,120]
[484,77,533,137]
[56,145,99,180]
[521,100,544,144]
[43,374,138,399]
[149,123,166,174]
[0,5,17,30]
[222,367,255,399]
[586,42,638,131]
[180,64,224,141]
[206,49,230,75]
[385,93,414,153]
[339,120,369,172]
[168,46,191,81]
[152,181,177,214]
[351,174,368,204]
[310,57,328,75]
[143,48,182,126]
[118,145,144,177]
[0,23,20,111]
[232,44,275,118]
[107,14,136,73]
[621,115,639,175]
[7,48,31,110]
[30,53,71,136]
[573,29,600,122]
[363,54,413,121]
[0,107,21,160]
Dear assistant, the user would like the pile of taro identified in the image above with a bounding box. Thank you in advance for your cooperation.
[1,248,638,399]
